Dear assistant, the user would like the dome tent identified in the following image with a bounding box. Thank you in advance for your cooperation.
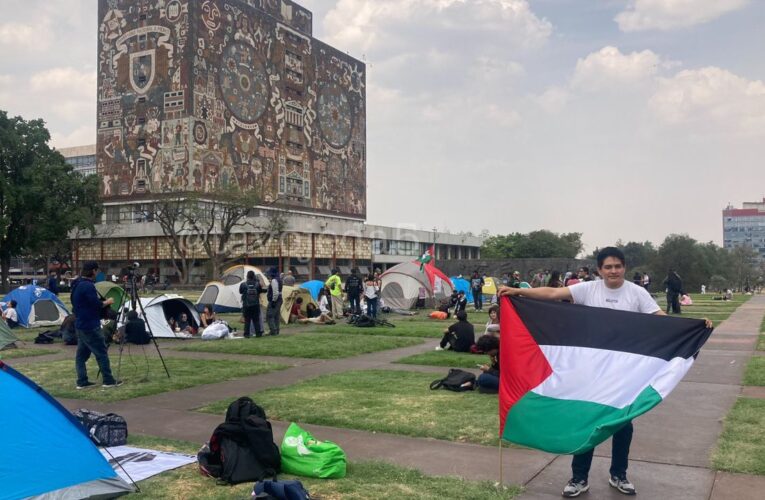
[2,286,69,328]
[132,294,202,338]
[300,280,325,300]
[380,261,453,310]
[0,320,18,350]
[95,281,129,313]
[196,265,268,312]
[280,285,318,324]
[0,360,133,498]
[449,276,474,303]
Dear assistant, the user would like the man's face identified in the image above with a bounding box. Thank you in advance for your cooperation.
[598,257,625,288]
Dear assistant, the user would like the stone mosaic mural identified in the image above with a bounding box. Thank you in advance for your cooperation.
[97,0,366,218]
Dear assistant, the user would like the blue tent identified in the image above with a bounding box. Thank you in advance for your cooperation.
[2,285,70,328]
[300,280,325,301]
[449,277,474,303]
[0,360,133,498]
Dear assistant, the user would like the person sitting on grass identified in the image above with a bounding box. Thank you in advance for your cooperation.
[300,302,335,325]
[475,334,499,393]
[435,310,475,352]
[200,305,217,328]
[2,300,19,328]
[305,302,321,319]
[484,305,500,336]
[289,297,307,323]
[125,310,150,345]
[453,291,468,317]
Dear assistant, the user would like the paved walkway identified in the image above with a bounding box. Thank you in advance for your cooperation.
[11,297,765,499]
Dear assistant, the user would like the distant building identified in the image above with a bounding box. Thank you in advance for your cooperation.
[59,144,97,176]
[722,198,765,260]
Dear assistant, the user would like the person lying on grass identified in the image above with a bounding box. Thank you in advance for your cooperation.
[435,310,475,352]
[298,302,335,325]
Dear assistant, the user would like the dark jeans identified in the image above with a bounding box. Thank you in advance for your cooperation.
[473,290,483,310]
[667,292,681,314]
[266,299,282,335]
[572,421,633,481]
[75,327,115,386]
[477,372,499,392]
[348,293,361,315]
[242,305,263,337]
[6,318,18,328]
[366,297,378,318]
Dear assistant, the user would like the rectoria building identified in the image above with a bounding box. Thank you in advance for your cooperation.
[79,0,481,281]
[722,199,765,261]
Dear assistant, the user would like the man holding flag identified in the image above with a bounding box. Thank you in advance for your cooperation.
[499,247,712,497]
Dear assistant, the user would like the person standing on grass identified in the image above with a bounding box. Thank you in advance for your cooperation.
[664,269,683,314]
[71,261,120,389]
[499,247,677,497]
[325,269,343,317]
[266,267,283,336]
[470,271,484,311]
[239,270,264,338]
[344,268,362,316]
[364,273,380,318]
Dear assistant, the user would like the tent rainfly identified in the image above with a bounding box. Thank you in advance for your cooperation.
[380,261,453,310]
[280,285,318,324]
[1,286,69,328]
[131,294,202,338]
[196,265,268,312]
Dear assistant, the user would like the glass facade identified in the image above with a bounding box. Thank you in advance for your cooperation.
[722,202,765,259]
[65,154,97,176]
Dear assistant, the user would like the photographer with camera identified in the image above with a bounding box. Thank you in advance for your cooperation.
[71,261,121,389]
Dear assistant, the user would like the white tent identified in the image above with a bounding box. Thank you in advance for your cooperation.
[197,265,268,312]
[132,294,201,338]
[380,261,454,310]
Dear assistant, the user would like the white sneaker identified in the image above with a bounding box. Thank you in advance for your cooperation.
[562,479,589,497]
[609,476,636,495]
[434,346,444,351]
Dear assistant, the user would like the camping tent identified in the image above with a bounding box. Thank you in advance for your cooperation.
[95,281,129,313]
[281,285,318,324]
[482,277,502,296]
[449,276,474,303]
[132,294,201,338]
[0,320,18,350]
[2,286,69,328]
[0,359,133,498]
[300,280,325,300]
[380,261,453,310]
[196,265,268,312]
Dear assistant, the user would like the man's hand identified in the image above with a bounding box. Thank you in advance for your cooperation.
[479,364,489,372]
[104,298,114,306]
[498,286,520,297]
[703,318,714,329]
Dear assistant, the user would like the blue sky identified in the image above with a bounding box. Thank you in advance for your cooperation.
[1,0,764,254]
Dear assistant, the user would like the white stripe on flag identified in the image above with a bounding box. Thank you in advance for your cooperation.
[535,345,694,408]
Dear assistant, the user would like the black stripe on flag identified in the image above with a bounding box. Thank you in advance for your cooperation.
[509,296,712,361]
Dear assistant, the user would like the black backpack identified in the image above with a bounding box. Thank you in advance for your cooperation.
[198,397,281,485]
[243,280,261,307]
[430,369,476,392]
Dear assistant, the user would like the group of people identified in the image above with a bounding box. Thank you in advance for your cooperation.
[324,268,383,318]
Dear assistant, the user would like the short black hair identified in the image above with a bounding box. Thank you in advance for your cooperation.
[456,310,467,321]
[127,310,138,320]
[476,334,499,352]
[296,297,303,304]
[9,300,17,308]
[596,247,625,268]
[246,270,255,280]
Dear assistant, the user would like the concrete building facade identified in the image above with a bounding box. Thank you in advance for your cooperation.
[723,199,765,260]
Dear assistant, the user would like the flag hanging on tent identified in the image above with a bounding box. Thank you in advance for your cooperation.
[498,296,712,455]
[417,245,435,271]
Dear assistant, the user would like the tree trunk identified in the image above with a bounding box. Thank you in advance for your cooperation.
[0,255,9,293]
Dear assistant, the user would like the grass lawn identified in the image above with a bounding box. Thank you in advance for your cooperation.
[125,435,520,500]
[396,350,486,368]
[0,347,60,360]
[743,357,765,386]
[758,314,765,351]
[200,370,500,446]
[175,333,423,359]
[653,294,751,328]
[14,355,286,402]
[712,398,765,475]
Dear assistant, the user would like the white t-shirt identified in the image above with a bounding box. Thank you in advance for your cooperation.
[568,280,660,314]
[318,295,330,314]
[3,307,18,323]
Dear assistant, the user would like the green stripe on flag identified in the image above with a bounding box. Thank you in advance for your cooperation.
[502,385,662,454]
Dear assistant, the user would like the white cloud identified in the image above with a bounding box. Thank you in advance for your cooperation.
[51,125,96,149]
[534,86,569,113]
[29,67,96,95]
[650,66,765,135]
[323,0,552,54]
[0,19,53,51]
[615,0,751,32]
[572,46,663,91]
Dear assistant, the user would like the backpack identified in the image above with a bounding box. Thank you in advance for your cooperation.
[198,397,281,485]
[429,369,476,392]
[73,409,128,446]
[353,315,375,327]
[253,480,312,500]
[34,332,55,344]
[243,280,261,307]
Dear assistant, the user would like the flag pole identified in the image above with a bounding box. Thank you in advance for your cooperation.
[498,437,504,485]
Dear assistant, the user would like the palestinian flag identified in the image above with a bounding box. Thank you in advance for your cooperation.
[417,245,435,271]
[499,296,712,455]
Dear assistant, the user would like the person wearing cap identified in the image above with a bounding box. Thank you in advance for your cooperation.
[70,261,120,389]
[324,268,343,317]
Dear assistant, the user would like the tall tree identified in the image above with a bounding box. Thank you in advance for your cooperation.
[0,111,102,291]
[146,195,199,285]
[481,230,583,259]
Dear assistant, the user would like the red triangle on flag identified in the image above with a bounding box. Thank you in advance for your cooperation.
[499,296,553,435]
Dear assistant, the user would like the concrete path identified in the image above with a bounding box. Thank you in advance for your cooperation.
[11,296,765,499]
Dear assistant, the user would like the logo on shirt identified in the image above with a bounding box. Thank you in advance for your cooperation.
[605,298,619,303]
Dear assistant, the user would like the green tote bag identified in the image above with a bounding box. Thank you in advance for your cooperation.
[280,423,347,478]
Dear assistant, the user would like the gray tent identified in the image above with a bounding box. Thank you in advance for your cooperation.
[0,320,18,350]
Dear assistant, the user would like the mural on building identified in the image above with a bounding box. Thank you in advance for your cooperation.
[97,0,366,218]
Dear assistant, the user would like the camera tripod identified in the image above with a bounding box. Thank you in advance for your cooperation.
[113,266,171,381]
